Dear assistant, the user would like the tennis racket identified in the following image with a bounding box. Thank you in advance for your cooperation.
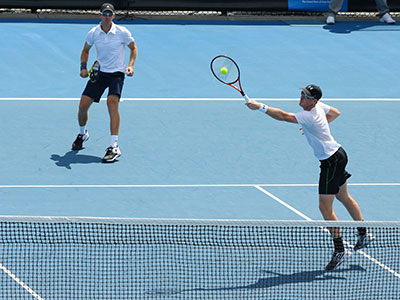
[87,60,101,83]
[210,55,250,102]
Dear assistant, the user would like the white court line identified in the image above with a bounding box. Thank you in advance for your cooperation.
[254,185,312,221]
[254,185,400,279]
[0,263,44,300]
[1,97,400,101]
[0,182,399,188]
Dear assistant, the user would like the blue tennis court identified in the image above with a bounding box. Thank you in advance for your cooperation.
[0,18,399,299]
[0,19,399,220]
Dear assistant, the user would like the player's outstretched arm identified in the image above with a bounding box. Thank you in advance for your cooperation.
[245,99,297,123]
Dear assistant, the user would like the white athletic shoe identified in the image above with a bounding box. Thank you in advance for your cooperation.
[326,15,335,25]
[380,13,396,24]
[102,146,122,163]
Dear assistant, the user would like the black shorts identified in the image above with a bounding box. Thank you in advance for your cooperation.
[319,147,352,195]
[82,71,125,103]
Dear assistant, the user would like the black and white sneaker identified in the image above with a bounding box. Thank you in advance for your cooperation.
[72,130,89,150]
[102,146,121,163]
[354,232,375,251]
[325,249,352,271]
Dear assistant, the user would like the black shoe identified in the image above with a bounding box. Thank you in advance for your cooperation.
[325,249,352,271]
[72,130,89,150]
[354,232,374,251]
[102,146,121,163]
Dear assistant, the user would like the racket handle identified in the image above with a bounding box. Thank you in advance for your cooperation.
[243,94,250,103]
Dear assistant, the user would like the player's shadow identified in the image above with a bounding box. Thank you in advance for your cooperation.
[323,22,399,34]
[245,265,366,288]
[147,265,366,295]
[50,150,102,169]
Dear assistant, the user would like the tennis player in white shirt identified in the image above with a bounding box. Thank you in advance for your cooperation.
[72,3,138,163]
[245,84,373,270]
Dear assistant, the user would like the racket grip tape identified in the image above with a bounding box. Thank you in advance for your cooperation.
[243,94,250,103]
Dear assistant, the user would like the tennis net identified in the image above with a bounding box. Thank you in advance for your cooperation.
[0,216,399,299]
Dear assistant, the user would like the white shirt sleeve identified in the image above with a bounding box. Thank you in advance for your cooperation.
[294,111,308,125]
[122,27,135,45]
[86,28,95,46]
[318,102,331,114]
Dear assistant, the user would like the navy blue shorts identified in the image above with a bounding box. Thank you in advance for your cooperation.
[319,147,352,195]
[82,71,125,103]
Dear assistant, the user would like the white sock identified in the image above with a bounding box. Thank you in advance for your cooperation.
[79,126,86,135]
[110,135,118,147]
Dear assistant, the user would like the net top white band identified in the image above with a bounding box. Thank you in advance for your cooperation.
[0,215,398,228]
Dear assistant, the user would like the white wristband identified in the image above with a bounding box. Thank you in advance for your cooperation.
[259,104,268,113]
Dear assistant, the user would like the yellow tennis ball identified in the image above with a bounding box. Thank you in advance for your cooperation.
[220,67,228,75]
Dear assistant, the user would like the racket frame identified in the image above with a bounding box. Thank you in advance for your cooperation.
[88,60,101,83]
[210,55,245,96]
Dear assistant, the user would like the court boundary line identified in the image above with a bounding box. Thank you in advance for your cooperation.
[0,263,44,300]
[1,97,400,101]
[0,182,399,188]
[254,185,400,279]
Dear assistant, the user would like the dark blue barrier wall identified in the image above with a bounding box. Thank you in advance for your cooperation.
[0,0,399,11]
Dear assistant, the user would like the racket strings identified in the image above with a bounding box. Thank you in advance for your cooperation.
[211,57,239,84]
[89,62,101,83]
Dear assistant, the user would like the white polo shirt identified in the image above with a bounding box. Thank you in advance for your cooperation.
[86,23,135,73]
[294,102,341,160]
